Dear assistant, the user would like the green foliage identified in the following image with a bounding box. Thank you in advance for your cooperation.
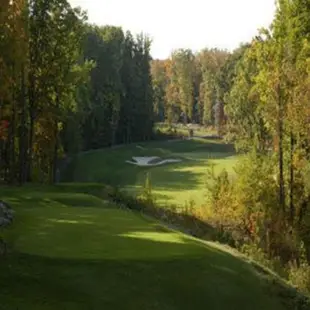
[214,1,310,297]
[0,1,155,184]
[225,45,271,152]
[151,48,230,126]
[206,166,230,209]
[241,243,271,267]
[0,0,90,183]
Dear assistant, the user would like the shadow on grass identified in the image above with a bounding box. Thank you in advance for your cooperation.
[61,139,236,189]
[156,139,235,154]
[0,184,302,310]
[1,253,282,310]
[1,220,285,310]
[0,182,224,248]
[137,164,207,191]
[108,188,233,247]
[0,184,113,211]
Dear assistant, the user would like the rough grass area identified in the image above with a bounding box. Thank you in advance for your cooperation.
[0,186,289,310]
[63,138,238,207]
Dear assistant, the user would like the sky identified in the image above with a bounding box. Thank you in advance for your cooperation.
[69,0,276,59]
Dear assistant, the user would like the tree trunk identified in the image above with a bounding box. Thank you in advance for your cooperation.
[289,133,294,224]
[27,76,35,182]
[19,65,28,185]
[8,101,16,184]
[52,94,60,184]
[27,111,34,182]
[52,124,59,184]
[278,86,285,213]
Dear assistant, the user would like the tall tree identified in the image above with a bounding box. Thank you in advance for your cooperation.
[151,59,167,121]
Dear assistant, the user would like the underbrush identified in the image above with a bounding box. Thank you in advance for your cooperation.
[203,154,310,301]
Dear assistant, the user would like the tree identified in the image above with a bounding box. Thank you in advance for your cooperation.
[151,59,167,121]
[172,49,195,123]
[225,0,310,232]
[27,0,87,182]
[80,27,154,148]
[196,48,229,126]
[225,42,270,152]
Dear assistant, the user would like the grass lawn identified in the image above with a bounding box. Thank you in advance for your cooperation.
[64,138,239,207]
[0,185,288,310]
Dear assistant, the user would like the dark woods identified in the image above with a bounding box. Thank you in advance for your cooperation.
[0,0,154,184]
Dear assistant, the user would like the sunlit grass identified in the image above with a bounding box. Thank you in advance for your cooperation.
[0,186,287,309]
[64,138,239,208]
[119,231,186,244]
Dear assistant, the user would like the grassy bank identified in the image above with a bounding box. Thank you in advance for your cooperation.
[0,185,298,310]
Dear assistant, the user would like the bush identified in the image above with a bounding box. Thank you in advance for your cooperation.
[288,262,310,296]
[288,242,310,296]
[241,243,271,267]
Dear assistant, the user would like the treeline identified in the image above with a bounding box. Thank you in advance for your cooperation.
[71,26,153,152]
[151,45,247,132]
[0,0,153,184]
[207,0,310,293]
[151,0,310,293]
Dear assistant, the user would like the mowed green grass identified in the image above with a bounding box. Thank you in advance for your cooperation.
[0,186,287,310]
[64,138,238,207]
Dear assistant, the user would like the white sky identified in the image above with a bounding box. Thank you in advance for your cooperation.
[69,0,276,59]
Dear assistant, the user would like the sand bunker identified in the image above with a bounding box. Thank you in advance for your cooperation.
[126,156,182,167]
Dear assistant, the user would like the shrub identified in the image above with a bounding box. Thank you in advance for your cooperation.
[288,242,310,296]
[142,172,153,204]
[241,243,270,267]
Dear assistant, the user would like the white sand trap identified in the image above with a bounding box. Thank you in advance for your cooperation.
[126,156,182,167]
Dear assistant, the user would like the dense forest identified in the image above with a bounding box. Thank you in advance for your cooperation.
[0,0,153,184]
[151,46,239,130]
